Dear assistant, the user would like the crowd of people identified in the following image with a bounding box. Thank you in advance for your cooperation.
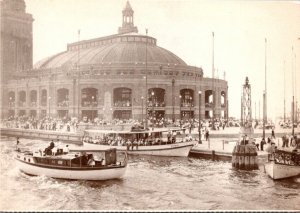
[2,116,78,132]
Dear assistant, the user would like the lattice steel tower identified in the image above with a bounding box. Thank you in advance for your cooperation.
[241,77,252,128]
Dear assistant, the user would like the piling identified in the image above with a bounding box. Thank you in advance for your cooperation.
[232,143,258,170]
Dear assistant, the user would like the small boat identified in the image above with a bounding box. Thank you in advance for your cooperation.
[14,145,127,181]
[82,128,197,157]
[264,149,300,180]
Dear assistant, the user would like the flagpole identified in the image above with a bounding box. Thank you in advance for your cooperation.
[264,38,267,124]
[145,29,148,130]
[77,29,81,119]
[284,60,286,122]
[212,31,215,130]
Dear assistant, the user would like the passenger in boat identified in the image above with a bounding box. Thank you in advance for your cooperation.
[265,140,275,161]
[167,132,172,143]
[52,146,57,156]
[63,145,69,154]
[16,137,20,151]
[44,140,55,155]
[133,139,138,150]
[88,155,95,166]
[126,140,131,150]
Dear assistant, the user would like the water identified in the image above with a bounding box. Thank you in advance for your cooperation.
[0,136,299,211]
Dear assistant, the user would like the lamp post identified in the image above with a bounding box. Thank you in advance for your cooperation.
[48,96,51,117]
[198,91,202,144]
[189,96,192,125]
[91,96,95,120]
[179,95,182,128]
[172,79,175,123]
[151,91,154,130]
[141,96,144,127]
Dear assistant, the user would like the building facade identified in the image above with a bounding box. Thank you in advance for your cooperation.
[1,1,228,122]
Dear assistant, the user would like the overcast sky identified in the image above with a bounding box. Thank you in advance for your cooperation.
[24,0,300,120]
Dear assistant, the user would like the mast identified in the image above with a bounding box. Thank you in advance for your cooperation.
[77,29,81,119]
[292,46,295,136]
[284,60,286,122]
[145,29,148,130]
[212,32,215,130]
[264,38,267,125]
[263,38,267,139]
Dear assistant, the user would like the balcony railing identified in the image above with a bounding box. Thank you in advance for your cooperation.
[30,101,37,107]
[114,101,132,107]
[8,102,15,107]
[18,101,26,107]
[57,101,69,107]
[82,101,98,107]
[205,102,214,107]
[181,102,194,107]
[148,102,165,107]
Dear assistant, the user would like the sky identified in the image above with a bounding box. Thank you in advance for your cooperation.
[24,0,300,120]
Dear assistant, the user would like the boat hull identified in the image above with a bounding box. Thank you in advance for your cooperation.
[83,141,196,157]
[264,162,300,180]
[15,157,126,181]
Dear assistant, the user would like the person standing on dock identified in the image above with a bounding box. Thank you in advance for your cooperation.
[271,127,275,139]
[260,137,265,151]
[205,129,209,141]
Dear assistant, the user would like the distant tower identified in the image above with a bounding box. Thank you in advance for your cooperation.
[118,1,138,34]
[0,0,34,81]
[241,77,252,127]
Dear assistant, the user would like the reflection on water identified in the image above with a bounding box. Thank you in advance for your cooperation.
[0,136,299,211]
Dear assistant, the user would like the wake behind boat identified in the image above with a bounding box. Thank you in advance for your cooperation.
[82,128,197,157]
[14,143,127,181]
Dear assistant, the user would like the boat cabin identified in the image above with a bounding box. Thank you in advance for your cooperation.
[82,128,192,146]
[16,148,124,168]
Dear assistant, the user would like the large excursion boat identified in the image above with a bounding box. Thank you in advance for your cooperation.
[82,128,197,157]
[15,144,127,181]
[264,149,300,180]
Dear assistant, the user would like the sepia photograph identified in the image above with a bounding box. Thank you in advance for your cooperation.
[0,0,299,211]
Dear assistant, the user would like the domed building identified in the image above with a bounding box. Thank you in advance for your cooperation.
[1,1,228,123]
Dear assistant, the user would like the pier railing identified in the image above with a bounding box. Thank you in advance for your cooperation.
[272,150,300,166]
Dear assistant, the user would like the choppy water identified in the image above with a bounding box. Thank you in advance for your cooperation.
[0,136,299,211]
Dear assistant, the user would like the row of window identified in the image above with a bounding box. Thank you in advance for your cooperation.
[68,36,156,51]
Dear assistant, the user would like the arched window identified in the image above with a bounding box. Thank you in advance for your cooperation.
[8,91,15,107]
[41,89,47,106]
[113,88,132,107]
[81,88,98,107]
[18,91,26,107]
[180,89,194,107]
[57,88,69,107]
[205,90,214,107]
[148,88,165,107]
[30,90,37,107]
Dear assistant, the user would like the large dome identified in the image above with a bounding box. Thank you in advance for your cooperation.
[34,33,187,70]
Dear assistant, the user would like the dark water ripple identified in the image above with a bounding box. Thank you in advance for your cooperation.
[0,136,299,211]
